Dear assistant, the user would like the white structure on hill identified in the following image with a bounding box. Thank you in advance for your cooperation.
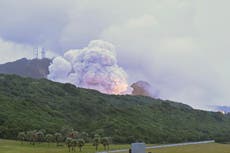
[33,48,39,59]
[41,48,46,59]
[33,47,46,59]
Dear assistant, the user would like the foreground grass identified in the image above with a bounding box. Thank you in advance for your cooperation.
[0,139,129,153]
[146,143,230,153]
[1,139,230,153]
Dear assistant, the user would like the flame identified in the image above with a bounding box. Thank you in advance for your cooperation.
[110,78,128,95]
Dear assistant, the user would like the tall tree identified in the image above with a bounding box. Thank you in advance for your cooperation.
[36,131,44,143]
[77,139,85,152]
[93,134,100,151]
[80,132,89,142]
[101,137,111,150]
[61,126,73,138]
[26,130,37,145]
[17,132,26,144]
[54,132,63,146]
[45,134,54,146]
[69,130,79,139]
[71,139,77,152]
[65,137,72,152]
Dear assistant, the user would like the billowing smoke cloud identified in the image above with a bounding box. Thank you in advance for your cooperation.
[48,40,128,94]
[131,81,159,98]
[2,0,230,108]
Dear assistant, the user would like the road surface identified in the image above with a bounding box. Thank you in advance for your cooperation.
[97,140,215,153]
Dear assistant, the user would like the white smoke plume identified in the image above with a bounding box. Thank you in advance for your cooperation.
[48,40,128,94]
[131,81,159,98]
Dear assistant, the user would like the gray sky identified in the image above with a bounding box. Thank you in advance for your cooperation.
[0,0,229,109]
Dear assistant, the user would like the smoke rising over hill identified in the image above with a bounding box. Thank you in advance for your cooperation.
[1,0,230,108]
[48,40,128,94]
[131,81,159,98]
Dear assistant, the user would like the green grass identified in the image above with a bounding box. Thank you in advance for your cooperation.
[0,139,129,153]
[146,143,230,153]
[1,140,230,153]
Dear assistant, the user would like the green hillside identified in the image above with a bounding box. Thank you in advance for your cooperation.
[0,58,51,78]
[0,74,229,143]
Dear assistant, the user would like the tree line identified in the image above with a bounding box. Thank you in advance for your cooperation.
[17,128,112,152]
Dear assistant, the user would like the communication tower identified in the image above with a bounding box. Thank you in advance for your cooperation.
[41,48,46,59]
[33,48,39,59]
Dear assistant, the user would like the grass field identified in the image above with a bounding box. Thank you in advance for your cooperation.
[145,143,230,153]
[0,139,129,153]
[0,139,230,153]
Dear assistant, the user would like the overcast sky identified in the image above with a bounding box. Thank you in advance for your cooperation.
[0,0,229,109]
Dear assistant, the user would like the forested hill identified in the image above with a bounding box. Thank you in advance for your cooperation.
[0,74,230,143]
[0,58,51,78]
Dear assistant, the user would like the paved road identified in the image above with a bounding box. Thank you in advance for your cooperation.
[97,140,215,153]
[146,140,215,149]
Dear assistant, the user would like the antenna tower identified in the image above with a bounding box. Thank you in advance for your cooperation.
[33,48,38,59]
[41,48,46,59]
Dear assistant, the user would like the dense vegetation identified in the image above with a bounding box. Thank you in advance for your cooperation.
[0,74,230,144]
